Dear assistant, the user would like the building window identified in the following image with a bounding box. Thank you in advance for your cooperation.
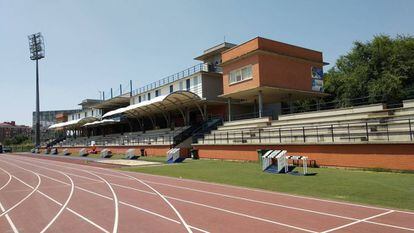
[193,76,199,86]
[78,113,80,119]
[229,65,252,84]
[186,79,190,91]
[138,96,142,103]
[169,85,173,93]
[72,115,74,120]
[155,89,160,97]
[147,92,151,100]
[84,112,87,118]
[92,110,94,116]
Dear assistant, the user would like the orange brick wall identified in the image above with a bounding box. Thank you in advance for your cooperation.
[259,53,321,92]
[221,37,324,96]
[53,145,171,157]
[257,38,322,63]
[222,54,260,95]
[222,38,259,63]
[193,144,414,170]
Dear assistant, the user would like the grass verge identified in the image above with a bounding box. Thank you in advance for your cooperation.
[121,157,414,211]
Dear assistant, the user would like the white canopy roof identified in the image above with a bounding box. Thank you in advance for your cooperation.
[103,91,202,119]
[83,119,119,127]
[48,116,98,130]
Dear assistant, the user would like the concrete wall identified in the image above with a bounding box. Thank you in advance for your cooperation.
[201,73,224,100]
[194,143,414,170]
[53,145,171,157]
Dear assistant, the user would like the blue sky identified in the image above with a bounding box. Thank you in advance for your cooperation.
[0,0,413,125]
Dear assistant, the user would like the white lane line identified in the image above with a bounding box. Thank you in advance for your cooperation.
[50,168,379,222]
[0,165,41,218]
[167,194,318,233]
[54,169,414,233]
[5,156,209,233]
[0,160,110,233]
[81,171,119,233]
[0,167,19,233]
[11,174,110,233]
[15,162,316,233]
[15,154,409,214]
[321,210,396,233]
[138,179,360,221]
[6,155,119,233]
[40,172,74,233]
[118,172,193,233]
[11,154,411,232]
[0,167,12,192]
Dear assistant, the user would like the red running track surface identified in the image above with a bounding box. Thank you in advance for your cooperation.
[0,153,413,233]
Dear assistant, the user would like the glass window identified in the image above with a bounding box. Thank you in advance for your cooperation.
[186,79,190,91]
[138,96,141,103]
[242,66,252,79]
[235,70,242,82]
[147,92,151,100]
[169,85,173,93]
[155,89,160,97]
[229,65,252,84]
[193,76,199,86]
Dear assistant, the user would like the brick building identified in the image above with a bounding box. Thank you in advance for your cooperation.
[0,121,31,144]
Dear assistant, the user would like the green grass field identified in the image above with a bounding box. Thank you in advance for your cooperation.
[121,157,414,211]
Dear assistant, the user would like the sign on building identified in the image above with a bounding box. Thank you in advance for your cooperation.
[311,67,324,92]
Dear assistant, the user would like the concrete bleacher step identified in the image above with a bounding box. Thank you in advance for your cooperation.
[217,117,271,131]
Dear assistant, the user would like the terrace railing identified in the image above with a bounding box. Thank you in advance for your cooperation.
[198,117,414,145]
[131,63,211,96]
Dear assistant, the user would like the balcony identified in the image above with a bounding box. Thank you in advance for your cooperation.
[131,63,216,96]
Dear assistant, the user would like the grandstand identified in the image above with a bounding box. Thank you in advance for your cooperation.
[46,37,414,170]
[197,100,414,145]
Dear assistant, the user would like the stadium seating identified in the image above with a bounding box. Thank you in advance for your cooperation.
[196,101,414,145]
[59,127,189,147]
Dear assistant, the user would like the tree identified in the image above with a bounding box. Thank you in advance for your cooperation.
[4,135,30,145]
[323,35,414,106]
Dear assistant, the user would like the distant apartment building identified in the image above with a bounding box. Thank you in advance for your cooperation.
[32,109,81,131]
[0,121,31,144]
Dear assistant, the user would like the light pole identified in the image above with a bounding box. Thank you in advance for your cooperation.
[28,33,45,148]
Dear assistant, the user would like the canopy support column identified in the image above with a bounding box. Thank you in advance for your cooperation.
[203,103,207,120]
[258,90,263,118]
[227,98,232,122]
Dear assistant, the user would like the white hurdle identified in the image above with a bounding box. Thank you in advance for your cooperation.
[261,150,288,173]
[285,155,308,175]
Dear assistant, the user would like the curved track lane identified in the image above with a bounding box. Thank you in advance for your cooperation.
[1,153,414,233]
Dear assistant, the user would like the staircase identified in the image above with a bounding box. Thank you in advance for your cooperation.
[173,117,223,147]
[46,135,66,147]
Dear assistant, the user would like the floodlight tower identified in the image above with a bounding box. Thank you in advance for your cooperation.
[28,33,45,148]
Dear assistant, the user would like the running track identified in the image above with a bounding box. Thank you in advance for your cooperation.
[0,153,413,233]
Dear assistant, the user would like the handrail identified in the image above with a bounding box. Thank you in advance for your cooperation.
[131,63,210,96]
[198,117,414,144]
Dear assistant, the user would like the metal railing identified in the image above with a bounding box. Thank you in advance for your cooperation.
[227,96,414,122]
[131,63,211,96]
[101,80,133,101]
[197,117,414,145]
[60,127,189,147]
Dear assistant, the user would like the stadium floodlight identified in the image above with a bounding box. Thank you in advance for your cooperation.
[28,32,45,148]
